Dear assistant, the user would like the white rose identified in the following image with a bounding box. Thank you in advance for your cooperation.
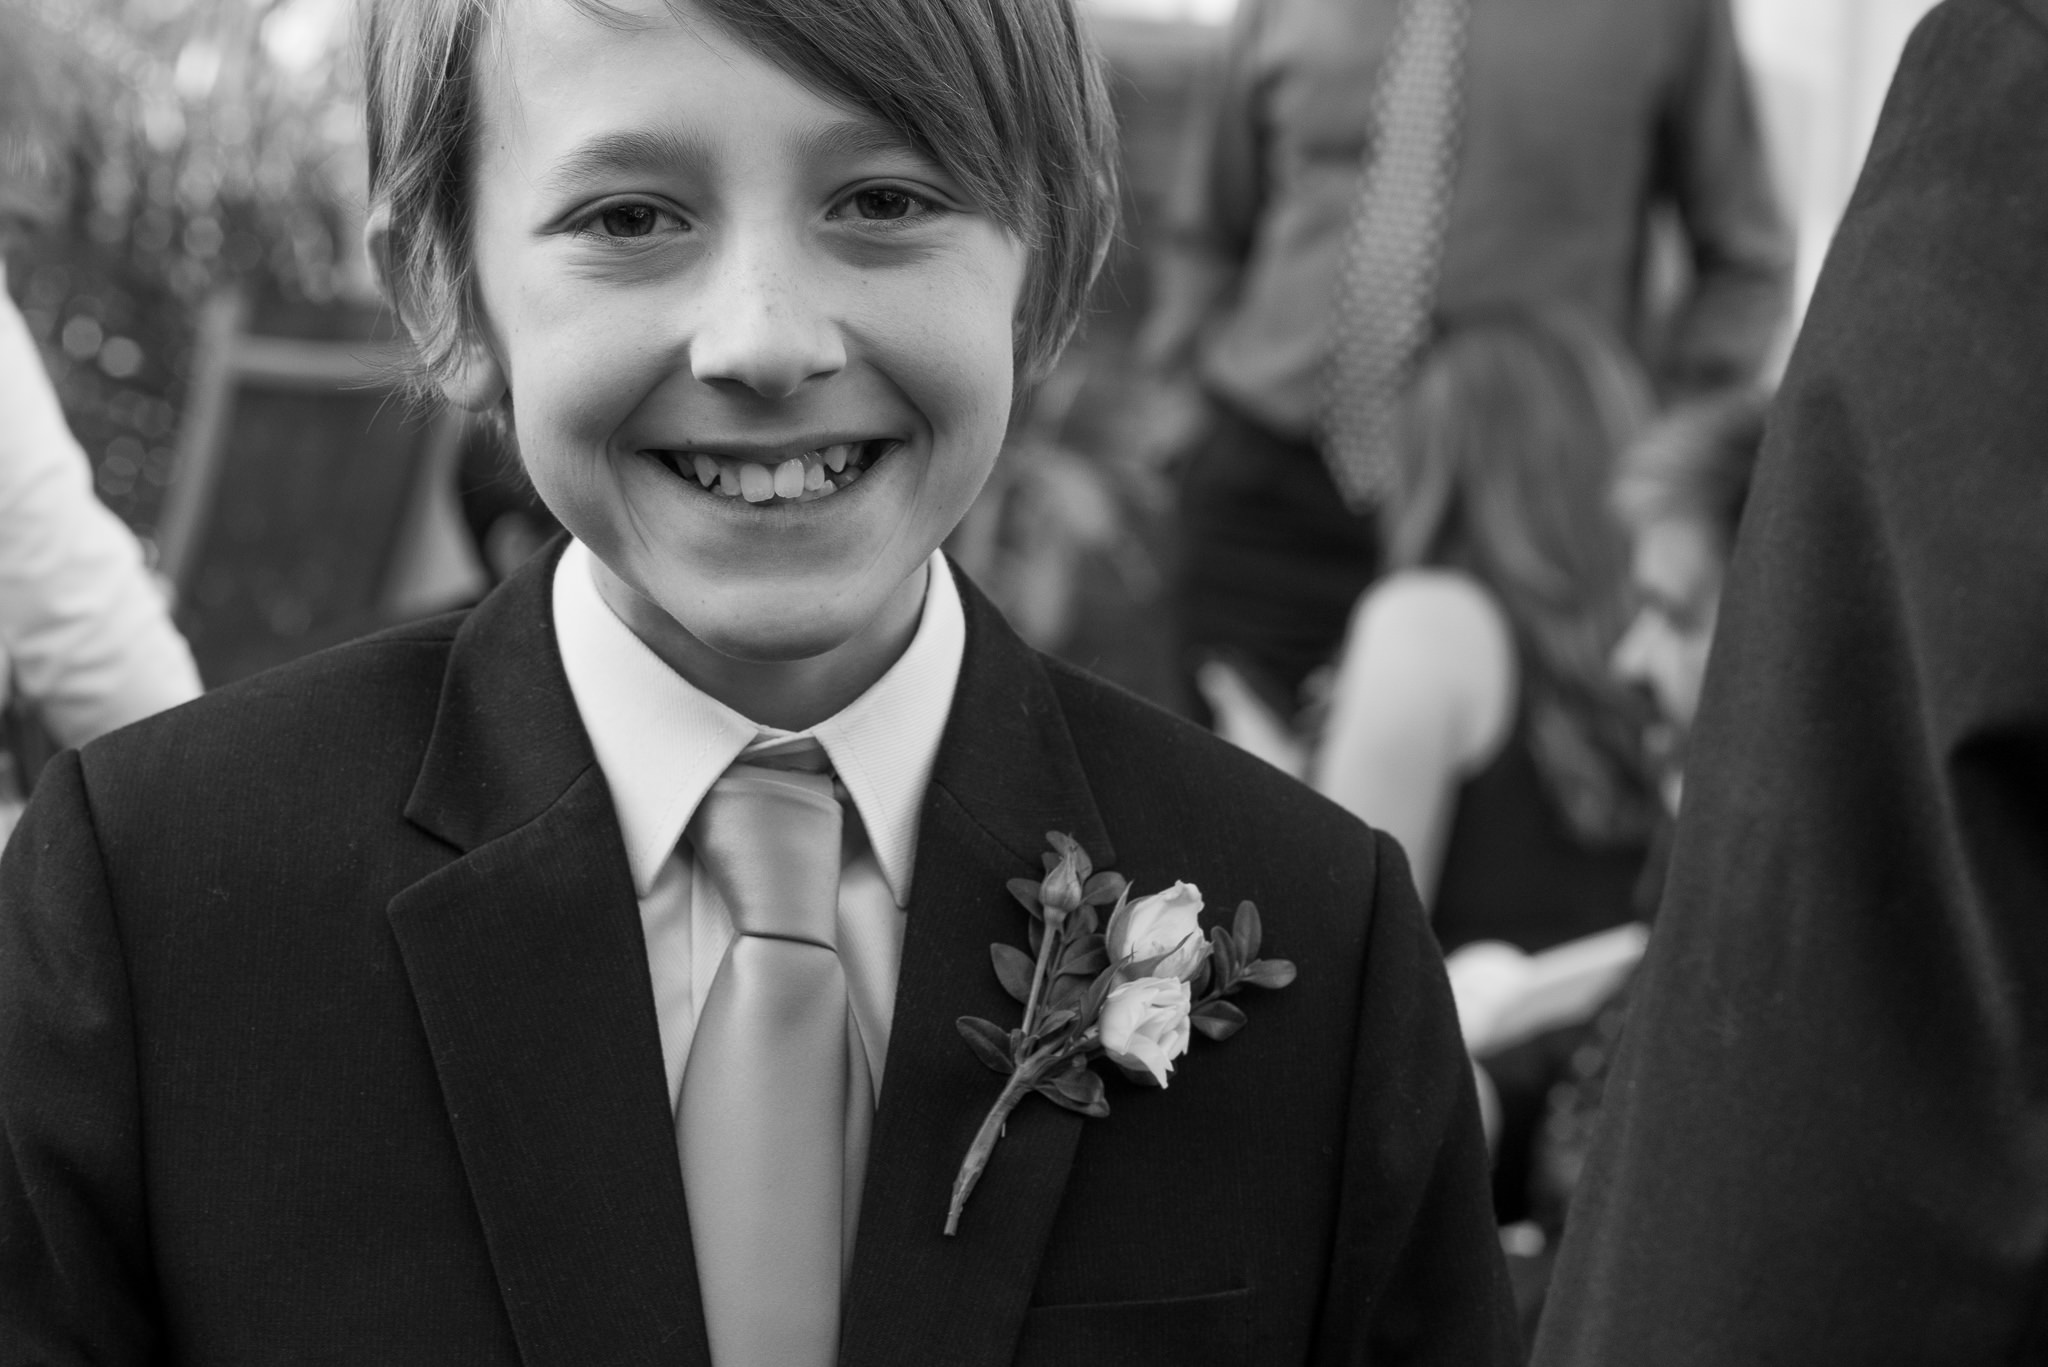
[1109,881,1210,982]
[1097,976,1194,1087]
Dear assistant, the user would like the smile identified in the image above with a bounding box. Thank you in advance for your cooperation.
[643,440,898,506]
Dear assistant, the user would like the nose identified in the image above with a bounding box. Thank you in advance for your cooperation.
[1611,609,1654,684]
[688,234,846,399]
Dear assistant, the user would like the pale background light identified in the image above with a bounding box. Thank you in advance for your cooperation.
[1732,0,1940,328]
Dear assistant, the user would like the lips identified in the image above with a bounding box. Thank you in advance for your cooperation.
[644,438,895,505]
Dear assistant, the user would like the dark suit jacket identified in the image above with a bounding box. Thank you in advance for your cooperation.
[0,550,1515,1365]
[1534,1,2048,1360]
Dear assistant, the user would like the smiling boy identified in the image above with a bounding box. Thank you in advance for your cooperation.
[0,1,1514,1362]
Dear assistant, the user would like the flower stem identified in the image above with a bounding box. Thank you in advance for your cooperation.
[945,1065,1034,1235]
[944,1040,1072,1235]
[1019,910,1063,1034]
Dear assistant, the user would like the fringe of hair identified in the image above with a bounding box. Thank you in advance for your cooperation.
[358,0,1120,417]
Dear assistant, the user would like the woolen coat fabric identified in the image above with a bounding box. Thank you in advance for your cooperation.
[1533,1,2048,1360]
[0,548,1517,1366]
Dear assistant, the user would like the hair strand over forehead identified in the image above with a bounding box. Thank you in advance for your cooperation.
[361,0,1119,407]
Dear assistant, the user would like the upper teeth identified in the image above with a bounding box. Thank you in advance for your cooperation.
[659,442,881,503]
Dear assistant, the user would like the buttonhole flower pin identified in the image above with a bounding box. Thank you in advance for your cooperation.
[945,832,1297,1234]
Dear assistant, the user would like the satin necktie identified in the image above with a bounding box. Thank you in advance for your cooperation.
[678,750,856,1367]
[1320,0,1472,511]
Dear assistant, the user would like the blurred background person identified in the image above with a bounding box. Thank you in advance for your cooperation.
[1505,384,1769,1343]
[1315,309,1662,1270]
[0,0,494,692]
[1312,310,1656,944]
[1535,0,2048,1357]
[0,2,201,835]
[1608,387,1770,807]
[1199,308,1661,1251]
[1141,0,1794,725]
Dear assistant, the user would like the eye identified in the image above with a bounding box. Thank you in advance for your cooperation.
[601,204,661,237]
[836,186,940,224]
[574,200,684,242]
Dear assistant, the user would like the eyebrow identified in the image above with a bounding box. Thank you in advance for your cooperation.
[789,118,928,169]
[536,128,711,201]
[536,117,934,203]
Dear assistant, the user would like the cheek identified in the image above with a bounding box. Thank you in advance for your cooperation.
[492,279,674,493]
[1650,630,1707,723]
[856,263,1020,509]
[472,218,662,407]
[869,277,1017,418]
[865,231,1025,413]
[508,376,629,507]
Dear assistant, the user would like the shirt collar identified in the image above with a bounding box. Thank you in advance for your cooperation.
[552,538,964,906]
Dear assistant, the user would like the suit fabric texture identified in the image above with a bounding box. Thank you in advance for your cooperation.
[0,548,1516,1365]
[1534,1,2048,1360]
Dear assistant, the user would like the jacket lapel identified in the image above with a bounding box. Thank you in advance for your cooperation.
[388,548,712,1367]
[838,568,1113,1367]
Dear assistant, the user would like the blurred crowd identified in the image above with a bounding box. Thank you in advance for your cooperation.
[7,0,2048,1358]
[1126,0,1790,1334]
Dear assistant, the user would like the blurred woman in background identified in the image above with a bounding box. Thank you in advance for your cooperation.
[1312,309,1658,948]
[1316,311,1661,1239]
[1201,309,1660,1239]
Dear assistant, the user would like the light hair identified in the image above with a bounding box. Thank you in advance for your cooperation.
[361,0,1119,408]
[1388,308,1658,846]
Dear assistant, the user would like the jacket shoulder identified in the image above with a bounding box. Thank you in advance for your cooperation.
[1039,653,1386,872]
[76,609,468,812]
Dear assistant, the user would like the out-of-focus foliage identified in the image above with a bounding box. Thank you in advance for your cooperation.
[0,0,367,540]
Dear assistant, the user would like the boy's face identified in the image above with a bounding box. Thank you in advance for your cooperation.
[464,0,1026,678]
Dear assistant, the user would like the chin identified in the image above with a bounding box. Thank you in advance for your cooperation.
[676,594,884,667]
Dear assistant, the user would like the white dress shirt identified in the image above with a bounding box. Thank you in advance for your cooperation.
[0,268,201,750]
[551,537,964,1110]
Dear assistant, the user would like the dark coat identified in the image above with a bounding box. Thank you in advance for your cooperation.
[1534,0,2048,1360]
[0,549,1515,1365]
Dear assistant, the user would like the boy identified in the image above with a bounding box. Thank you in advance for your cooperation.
[0,0,1514,1361]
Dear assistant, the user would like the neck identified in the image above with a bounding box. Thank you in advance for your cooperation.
[591,558,929,732]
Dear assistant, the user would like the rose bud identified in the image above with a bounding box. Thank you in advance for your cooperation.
[1040,851,1086,926]
[1108,881,1210,982]
[1098,976,1194,1087]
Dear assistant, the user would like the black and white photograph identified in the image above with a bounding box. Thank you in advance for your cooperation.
[2,0,2042,1360]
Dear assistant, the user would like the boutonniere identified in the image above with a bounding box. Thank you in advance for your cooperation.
[945,832,1296,1234]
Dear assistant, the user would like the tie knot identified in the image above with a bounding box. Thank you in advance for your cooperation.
[744,735,834,774]
[690,760,843,946]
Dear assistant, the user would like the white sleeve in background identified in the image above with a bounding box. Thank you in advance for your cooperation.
[1309,568,1515,907]
[0,275,201,748]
